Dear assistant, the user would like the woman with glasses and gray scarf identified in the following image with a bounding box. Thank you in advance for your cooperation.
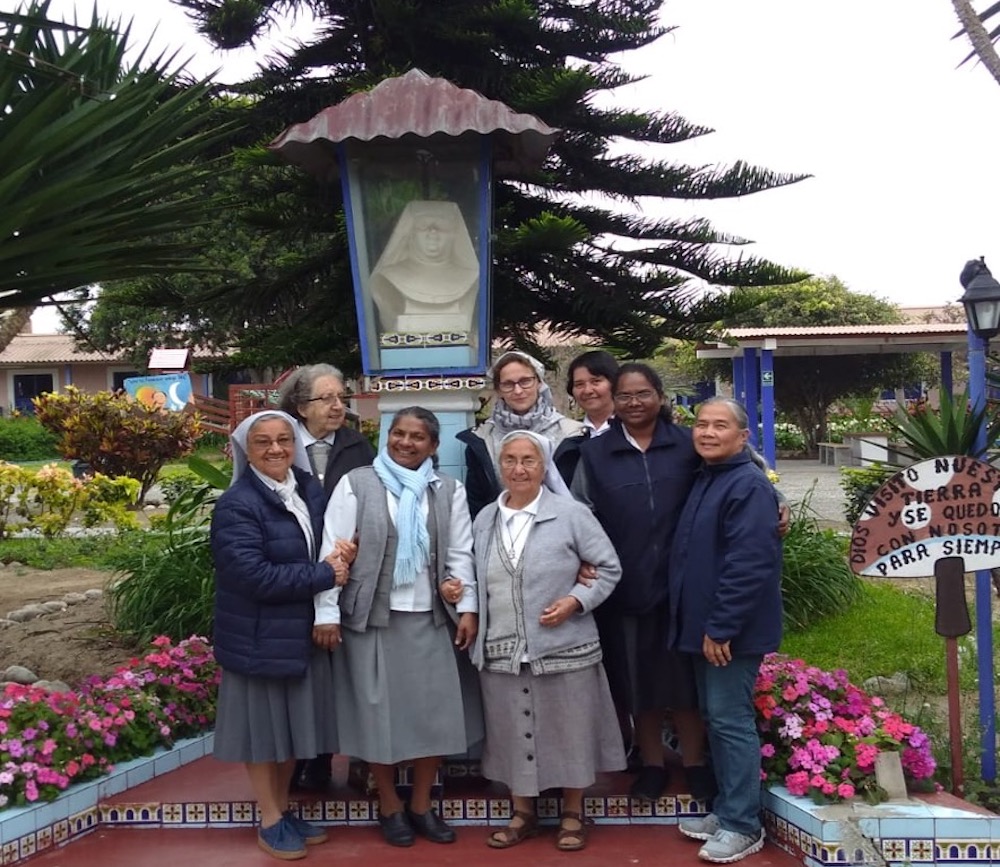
[457,351,584,519]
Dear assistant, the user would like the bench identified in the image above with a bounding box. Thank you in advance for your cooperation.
[818,442,852,467]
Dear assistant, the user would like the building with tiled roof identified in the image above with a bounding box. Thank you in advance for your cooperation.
[0,332,220,415]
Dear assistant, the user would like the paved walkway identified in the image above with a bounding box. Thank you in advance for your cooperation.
[773,458,849,530]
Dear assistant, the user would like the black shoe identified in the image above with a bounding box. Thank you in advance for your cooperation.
[378,810,415,847]
[630,765,669,802]
[684,764,718,801]
[406,807,456,844]
[295,754,333,792]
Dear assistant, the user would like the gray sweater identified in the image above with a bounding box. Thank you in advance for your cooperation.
[470,489,622,671]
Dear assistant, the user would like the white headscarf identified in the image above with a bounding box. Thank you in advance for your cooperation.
[230,410,311,485]
[498,430,572,499]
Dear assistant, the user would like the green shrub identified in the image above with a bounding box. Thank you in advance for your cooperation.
[158,470,202,505]
[0,462,139,539]
[0,416,58,461]
[781,492,862,631]
[839,463,894,526]
[107,482,217,643]
[0,530,163,570]
[33,387,202,502]
[774,422,805,452]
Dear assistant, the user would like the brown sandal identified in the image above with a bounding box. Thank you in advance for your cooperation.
[486,810,539,849]
[556,811,589,851]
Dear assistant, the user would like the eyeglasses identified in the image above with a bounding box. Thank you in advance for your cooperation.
[500,456,541,470]
[307,392,349,405]
[613,390,657,405]
[249,435,294,450]
[497,376,538,394]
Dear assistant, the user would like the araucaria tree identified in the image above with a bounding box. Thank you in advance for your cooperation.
[92,0,809,370]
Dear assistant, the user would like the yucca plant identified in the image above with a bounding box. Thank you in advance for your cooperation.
[886,387,1000,460]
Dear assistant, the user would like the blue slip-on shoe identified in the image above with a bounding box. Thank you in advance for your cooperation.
[258,816,307,861]
[283,810,329,845]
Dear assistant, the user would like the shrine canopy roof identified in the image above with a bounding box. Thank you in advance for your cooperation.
[269,68,560,182]
[696,323,970,359]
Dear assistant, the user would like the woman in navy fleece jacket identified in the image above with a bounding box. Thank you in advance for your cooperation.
[669,398,782,864]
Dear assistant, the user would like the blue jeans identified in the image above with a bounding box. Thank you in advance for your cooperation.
[692,653,764,837]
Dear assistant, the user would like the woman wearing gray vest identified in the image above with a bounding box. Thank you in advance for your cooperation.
[471,430,625,852]
[312,407,481,848]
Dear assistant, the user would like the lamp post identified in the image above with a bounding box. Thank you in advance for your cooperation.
[959,257,1000,783]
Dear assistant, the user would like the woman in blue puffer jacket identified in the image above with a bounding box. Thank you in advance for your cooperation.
[211,410,349,861]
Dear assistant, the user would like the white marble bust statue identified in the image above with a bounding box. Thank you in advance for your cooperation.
[369,200,480,334]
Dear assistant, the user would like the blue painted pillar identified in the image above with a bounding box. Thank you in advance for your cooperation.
[940,351,953,400]
[732,355,745,406]
[967,325,996,782]
[760,341,776,468]
[743,347,759,449]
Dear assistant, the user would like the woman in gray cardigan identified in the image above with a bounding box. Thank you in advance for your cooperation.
[468,430,624,852]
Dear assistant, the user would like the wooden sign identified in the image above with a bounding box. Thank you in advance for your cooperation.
[850,455,1000,578]
[850,454,1000,797]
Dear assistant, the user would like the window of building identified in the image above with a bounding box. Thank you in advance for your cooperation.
[12,373,54,414]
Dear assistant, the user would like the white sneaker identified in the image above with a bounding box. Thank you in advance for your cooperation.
[698,828,765,863]
[679,813,721,841]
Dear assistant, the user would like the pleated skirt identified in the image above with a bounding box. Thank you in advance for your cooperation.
[332,611,483,764]
[480,663,626,797]
[213,648,337,764]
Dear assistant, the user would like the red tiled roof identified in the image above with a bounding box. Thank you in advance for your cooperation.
[0,334,222,365]
[723,323,968,339]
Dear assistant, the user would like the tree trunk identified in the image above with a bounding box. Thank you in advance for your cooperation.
[0,307,34,352]
[952,0,1000,86]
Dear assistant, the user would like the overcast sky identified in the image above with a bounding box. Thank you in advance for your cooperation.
[27,0,1000,328]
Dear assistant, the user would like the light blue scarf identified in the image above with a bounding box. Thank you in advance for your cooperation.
[373,450,435,588]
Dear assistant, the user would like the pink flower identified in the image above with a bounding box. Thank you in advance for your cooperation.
[837,783,856,799]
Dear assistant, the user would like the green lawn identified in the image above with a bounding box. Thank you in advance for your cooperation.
[780,579,987,693]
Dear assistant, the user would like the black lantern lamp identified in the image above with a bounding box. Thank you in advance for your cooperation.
[960,257,1000,342]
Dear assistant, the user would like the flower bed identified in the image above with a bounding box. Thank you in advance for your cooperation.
[0,636,218,809]
[756,654,936,803]
[0,641,936,811]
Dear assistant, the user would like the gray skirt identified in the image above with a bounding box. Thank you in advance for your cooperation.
[480,663,626,797]
[213,648,337,764]
[332,611,483,764]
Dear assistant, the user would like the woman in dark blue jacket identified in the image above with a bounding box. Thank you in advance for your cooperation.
[572,363,711,803]
[211,410,348,861]
[670,398,782,865]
